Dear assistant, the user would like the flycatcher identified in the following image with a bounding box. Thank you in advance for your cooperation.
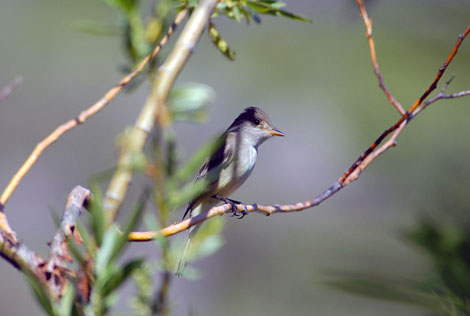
[176,106,284,275]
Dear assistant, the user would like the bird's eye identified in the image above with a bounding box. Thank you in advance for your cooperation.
[253,119,260,125]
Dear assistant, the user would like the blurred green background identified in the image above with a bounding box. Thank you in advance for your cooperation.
[1,0,470,315]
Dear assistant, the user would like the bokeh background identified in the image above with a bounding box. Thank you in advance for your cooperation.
[1,0,470,315]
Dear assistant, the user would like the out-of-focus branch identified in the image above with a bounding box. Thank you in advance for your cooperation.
[0,225,45,276]
[356,0,404,115]
[128,22,470,242]
[103,0,221,224]
[0,76,22,103]
[0,9,187,212]
[46,186,90,298]
[0,186,90,299]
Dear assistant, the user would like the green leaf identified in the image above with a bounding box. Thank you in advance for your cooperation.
[208,23,236,60]
[94,226,121,276]
[168,177,209,209]
[103,0,138,15]
[76,219,96,256]
[57,283,75,316]
[169,134,225,186]
[88,182,105,247]
[327,276,442,310]
[101,259,144,296]
[168,83,215,122]
[275,9,311,23]
[245,1,311,23]
[69,20,119,36]
[95,189,149,275]
[191,234,224,261]
[246,1,271,13]
[24,272,55,316]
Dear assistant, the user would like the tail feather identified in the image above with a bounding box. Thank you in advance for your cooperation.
[175,201,215,276]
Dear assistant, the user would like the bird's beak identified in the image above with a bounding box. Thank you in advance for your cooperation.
[268,128,285,137]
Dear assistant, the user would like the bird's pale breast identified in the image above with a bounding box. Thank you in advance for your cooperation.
[216,144,257,197]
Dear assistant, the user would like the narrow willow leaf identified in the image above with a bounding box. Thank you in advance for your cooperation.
[170,135,225,186]
[76,219,96,256]
[110,189,149,261]
[327,277,441,310]
[275,9,311,23]
[94,227,121,275]
[169,177,210,209]
[88,182,105,246]
[69,20,119,36]
[246,1,271,13]
[168,83,215,122]
[24,272,55,316]
[103,0,138,15]
[57,283,75,316]
[208,22,236,60]
[101,259,143,296]
[191,235,224,261]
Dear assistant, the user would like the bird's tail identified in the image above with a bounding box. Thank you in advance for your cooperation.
[175,224,198,276]
[175,201,212,276]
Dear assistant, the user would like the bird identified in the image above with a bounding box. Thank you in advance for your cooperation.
[175,106,284,275]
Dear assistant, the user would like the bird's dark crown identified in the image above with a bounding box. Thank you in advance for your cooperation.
[227,106,273,132]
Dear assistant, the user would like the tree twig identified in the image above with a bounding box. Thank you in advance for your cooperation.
[356,0,405,115]
[128,23,470,242]
[0,9,188,212]
[339,25,470,185]
[103,0,221,224]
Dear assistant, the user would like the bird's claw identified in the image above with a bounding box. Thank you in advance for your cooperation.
[212,195,248,219]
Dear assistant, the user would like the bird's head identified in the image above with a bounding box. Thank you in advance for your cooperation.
[227,106,284,147]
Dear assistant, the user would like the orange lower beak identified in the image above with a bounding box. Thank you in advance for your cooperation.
[268,128,285,137]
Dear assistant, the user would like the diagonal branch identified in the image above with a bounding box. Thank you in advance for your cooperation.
[128,23,470,241]
[103,0,221,224]
[0,9,188,212]
[356,0,405,115]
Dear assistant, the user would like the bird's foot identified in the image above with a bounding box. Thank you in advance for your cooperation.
[212,195,247,219]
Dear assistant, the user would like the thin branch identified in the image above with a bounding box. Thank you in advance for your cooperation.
[0,9,188,211]
[128,24,470,241]
[103,0,221,224]
[412,74,470,118]
[339,25,470,185]
[128,183,343,241]
[356,0,405,115]
[0,76,23,102]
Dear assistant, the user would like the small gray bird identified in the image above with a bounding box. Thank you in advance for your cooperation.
[176,106,284,275]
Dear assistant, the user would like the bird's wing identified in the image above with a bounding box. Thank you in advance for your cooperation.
[183,133,235,219]
[196,133,234,180]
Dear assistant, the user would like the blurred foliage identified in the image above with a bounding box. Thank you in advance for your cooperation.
[18,0,309,315]
[329,209,470,316]
[81,0,309,65]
